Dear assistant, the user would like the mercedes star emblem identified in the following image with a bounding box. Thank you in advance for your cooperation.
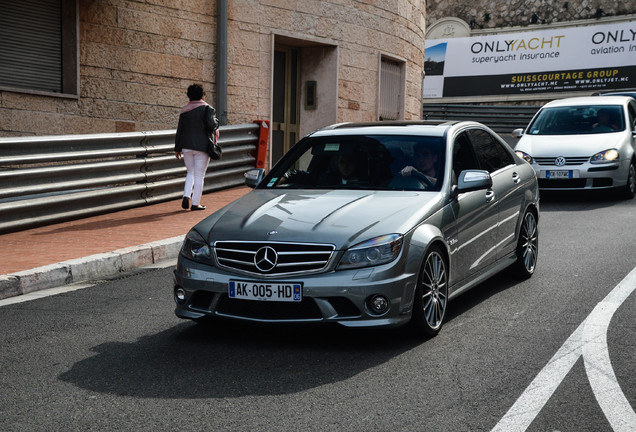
[254,246,278,272]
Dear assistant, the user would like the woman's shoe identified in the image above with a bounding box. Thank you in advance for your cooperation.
[191,204,206,211]
[181,196,190,209]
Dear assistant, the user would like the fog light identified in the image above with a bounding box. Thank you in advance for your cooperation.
[368,295,389,315]
[175,287,186,303]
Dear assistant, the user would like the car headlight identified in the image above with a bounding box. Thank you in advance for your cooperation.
[515,150,533,163]
[337,234,403,270]
[181,229,212,264]
[590,149,619,164]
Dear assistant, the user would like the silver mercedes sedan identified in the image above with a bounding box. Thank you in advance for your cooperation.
[173,121,539,337]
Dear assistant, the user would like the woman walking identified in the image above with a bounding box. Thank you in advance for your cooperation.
[174,84,219,211]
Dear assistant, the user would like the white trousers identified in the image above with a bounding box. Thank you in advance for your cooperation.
[182,150,210,205]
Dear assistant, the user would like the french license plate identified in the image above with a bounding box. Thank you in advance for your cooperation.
[546,170,572,179]
[228,281,302,302]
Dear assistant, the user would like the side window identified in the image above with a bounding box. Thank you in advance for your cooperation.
[468,129,513,173]
[452,132,480,180]
[628,102,636,130]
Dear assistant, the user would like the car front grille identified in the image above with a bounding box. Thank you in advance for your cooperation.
[214,241,335,276]
[535,156,589,166]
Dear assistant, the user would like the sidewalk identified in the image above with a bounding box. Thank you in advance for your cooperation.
[0,187,250,299]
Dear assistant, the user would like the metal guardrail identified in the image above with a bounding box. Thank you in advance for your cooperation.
[0,123,261,234]
[422,103,540,134]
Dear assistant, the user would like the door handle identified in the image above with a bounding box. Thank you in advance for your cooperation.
[512,172,521,184]
[485,190,495,202]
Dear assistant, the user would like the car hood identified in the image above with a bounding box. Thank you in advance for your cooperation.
[194,189,442,249]
[515,132,626,157]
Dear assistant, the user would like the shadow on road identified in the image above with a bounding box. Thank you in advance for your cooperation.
[59,261,536,400]
[59,320,421,399]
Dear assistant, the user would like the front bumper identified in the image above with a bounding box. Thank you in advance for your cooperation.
[532,159,628,190]
[173,255,418,328]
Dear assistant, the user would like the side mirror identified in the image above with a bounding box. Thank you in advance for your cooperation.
[457,170,492,193]
[512,128,524,138]
[244,168,265,188]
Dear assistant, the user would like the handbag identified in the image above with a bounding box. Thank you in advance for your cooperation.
[204,105,222,160]
[207,136,222,160]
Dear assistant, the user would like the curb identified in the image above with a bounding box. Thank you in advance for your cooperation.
[0,235,185,300]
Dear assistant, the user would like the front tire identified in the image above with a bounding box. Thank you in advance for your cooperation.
[513,210,538,279]
[621,160,635,199]
[411,245,448,337]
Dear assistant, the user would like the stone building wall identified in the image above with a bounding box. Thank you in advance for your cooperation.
[228,0,427,124]
[1,0,216,137]
[426,0,635,30]
[0,0,426,137]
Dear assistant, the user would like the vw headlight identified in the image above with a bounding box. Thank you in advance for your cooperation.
[181,229,212,264]
[590,149,619,164]
[515,150,533,164]
[338,234,403,270]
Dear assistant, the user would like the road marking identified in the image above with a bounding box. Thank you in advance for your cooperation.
[583,277,636,432]
[492,266,636,431]
[0,259,176,307]
[0,283,96,306]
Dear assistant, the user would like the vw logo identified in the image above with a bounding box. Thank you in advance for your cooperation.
[554,156,566,167]
[254,246,278,272]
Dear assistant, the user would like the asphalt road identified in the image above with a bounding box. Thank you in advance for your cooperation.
[1,191,635,432]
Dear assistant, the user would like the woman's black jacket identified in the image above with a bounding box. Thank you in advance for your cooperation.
[174,105,219,153]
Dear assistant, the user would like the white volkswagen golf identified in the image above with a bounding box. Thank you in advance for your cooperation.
[513,96,636,198]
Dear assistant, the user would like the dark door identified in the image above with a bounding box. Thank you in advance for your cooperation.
[272,46,300,165]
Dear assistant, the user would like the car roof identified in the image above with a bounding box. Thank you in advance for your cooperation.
[543,95,632,108]
[598,90,636,97]
[311,120,481,138]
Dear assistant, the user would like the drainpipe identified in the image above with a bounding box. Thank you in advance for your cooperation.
[217,0,228,125]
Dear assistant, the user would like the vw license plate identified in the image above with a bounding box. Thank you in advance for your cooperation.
[546,170,572,179]
[228,281,302,302]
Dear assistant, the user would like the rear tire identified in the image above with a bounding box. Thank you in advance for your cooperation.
[411,245,448,338]
[513,210,538,279]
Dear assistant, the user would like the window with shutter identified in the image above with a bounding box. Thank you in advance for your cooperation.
[379,57,405,120]
[0,0,77,96]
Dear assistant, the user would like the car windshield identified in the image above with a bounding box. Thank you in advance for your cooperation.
[261,134,446,191]
[526,105,625,135]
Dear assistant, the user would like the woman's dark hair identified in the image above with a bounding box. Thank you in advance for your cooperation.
[187,84,205,101]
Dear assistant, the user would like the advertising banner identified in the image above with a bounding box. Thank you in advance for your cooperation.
[423,20,636,99]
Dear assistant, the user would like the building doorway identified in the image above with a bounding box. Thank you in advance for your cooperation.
[271,45,300,164]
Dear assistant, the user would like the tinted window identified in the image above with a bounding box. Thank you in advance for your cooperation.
[452,132,480,180]
[261,134,446,191]
[468,129,514,173]
[628,102,636,129]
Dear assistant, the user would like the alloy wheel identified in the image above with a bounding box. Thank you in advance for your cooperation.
[420,250,448,330]
[520,212,538,274]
